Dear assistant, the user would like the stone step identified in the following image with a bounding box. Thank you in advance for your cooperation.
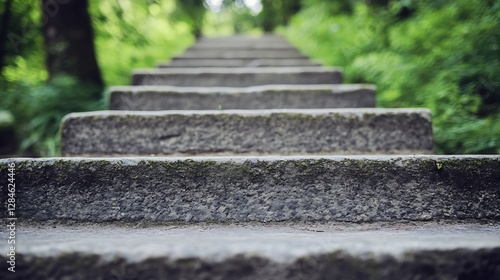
[175,50,306,59]
[187,43,297,50]
[189,42,295,51]
[188,36,297,53]
[1,222,499,278]
[1,155,498,222]
[61,109,432,156]
[189,36,294,49]
[197,35,288,42]
[131,67,343,87]
[109,84,376,110]
[158,58,321,68]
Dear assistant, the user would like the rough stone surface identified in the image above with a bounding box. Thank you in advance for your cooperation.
[188,44,297,50]
[159,58,322,68]
[131,67,343,87]
[176,50,306,59]
[189,36,293,49]
[197,35,288,42]
[60,109,432,156]
[1,155,498,222]
[1,223,499,279]
[109,84,376,110]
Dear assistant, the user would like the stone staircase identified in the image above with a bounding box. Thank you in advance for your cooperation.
[1,35,499,279]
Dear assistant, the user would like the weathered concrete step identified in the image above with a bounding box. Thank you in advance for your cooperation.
[197,35,288,42]
[189,42,294,50]
[131,67,342,86]
[188,36,294,48]
[61,109,432,156]
[190,36,295,51]
[2,155,497,223]
[188,43,297,50]
[109,84,376,110]
[1,223,499,279]
[158,58,321,68]
[176,50,306,59]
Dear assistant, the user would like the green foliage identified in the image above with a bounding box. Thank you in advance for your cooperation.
[202,7,238,36]
[173,0,206,37]
[202,1,264,35]
[301,0,354,15]
[203,0,300,33]
[259,0,301,31]
[0,110,14,129]
[1,1,46,86]
[1,0,194,156]
[1,75,104,156]
[285,0,500,154]
[90,0,194,86]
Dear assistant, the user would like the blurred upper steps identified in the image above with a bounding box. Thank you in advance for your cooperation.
[162,34,320,67]
[158,58,322,68]
[131,67,343,87]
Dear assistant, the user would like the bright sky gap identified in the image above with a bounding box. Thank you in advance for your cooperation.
[205,0,263,14]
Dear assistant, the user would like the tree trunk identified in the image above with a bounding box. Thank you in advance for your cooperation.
[176,0,205,38]
[260,0,276,32]
[41,0,103,91]
[0,0,14,75]
[260,0,301,32]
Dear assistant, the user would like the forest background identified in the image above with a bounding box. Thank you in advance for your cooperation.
[0,0,498,156]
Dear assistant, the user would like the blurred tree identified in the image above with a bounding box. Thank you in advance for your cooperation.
[41,0,103,96]
[0,0,41,82]
[301,0,353,15]
[0,0,14,74]
[210,0,301,32]
[260,0,301,32]
[175,0,205,37]
[365,0,389,6]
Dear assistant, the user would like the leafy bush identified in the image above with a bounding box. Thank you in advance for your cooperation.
[285,0,500,154]
[1,75,104,156]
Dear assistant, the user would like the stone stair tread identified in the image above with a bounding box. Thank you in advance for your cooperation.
[187,45,298,50]
[2,155,497,223]
[180,49,302,55]
[188,36,300,53]
[197,35,287,39]
[133,66,339,74]
[109,84,376,110]
[174,50,307,59]
[158,58,322,68]
[111,84,375,93]
[7,221,497,278]
[3,223,499,262]
[187,40,296,48]
[60,109,433,156]
[189,43,295,49]
[196,35,289,43]
[131,67,343,86]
